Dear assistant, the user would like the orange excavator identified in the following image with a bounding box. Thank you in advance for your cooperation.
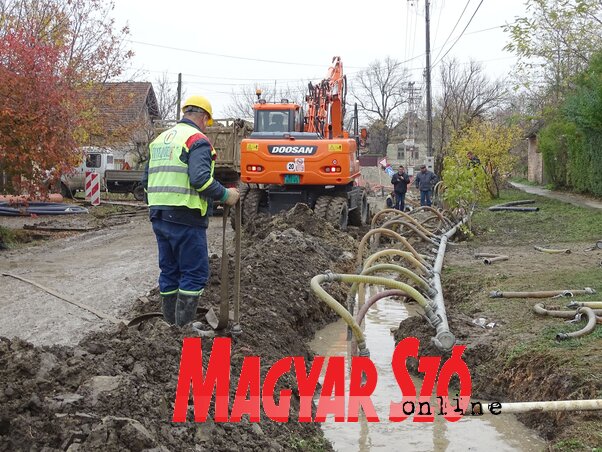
[239,56,369,229]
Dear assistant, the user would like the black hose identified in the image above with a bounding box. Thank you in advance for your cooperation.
[0,202,88,216]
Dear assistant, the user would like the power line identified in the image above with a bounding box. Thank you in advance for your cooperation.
[433,0,445,46]
[432,0,485,68]
[129,39,363,69]
[432,0,472,64]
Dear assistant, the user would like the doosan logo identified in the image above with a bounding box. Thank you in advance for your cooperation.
[268,145,317,155]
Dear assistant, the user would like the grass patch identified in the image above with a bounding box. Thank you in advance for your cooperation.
[472,189,602,245]
[0,225,16,249]
[553,439,589,451]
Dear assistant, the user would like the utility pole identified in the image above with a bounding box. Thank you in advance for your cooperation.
[425,0,433,158]
[176,73,182,121]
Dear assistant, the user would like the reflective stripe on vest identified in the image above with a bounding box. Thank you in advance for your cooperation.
[147,122,216,215]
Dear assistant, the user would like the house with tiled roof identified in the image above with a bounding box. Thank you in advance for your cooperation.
[85,82,160,169]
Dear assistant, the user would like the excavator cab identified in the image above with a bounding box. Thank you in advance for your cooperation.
[251,93,304,136]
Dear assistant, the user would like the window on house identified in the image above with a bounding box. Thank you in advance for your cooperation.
[397,144,405,160]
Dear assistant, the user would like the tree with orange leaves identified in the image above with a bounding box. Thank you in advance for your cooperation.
[0,0,133,194]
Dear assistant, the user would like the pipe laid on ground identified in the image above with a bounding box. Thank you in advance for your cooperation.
[490,288,596,298]
[556,307,598,341]
[567,301,602,309]
[481,399,602,414]
[311,273,441,356]
[475,253,503,258]
[380,212,438,237]
[355,289,407,327]
[350,263,436,313]
[430,217,467,351]
[534,246,571,254]
[533,303,602,318]
[498,199,536,207]
[370,208,407,229]
[357,230,430,269]
[488,206,539,212]
[380,219,440,245]
[362,249,431,276]
[483,255,509,265]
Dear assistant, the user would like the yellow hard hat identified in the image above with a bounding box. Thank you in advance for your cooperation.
[182,95,213,126]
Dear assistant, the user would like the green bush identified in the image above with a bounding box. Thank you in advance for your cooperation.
[538,51,602,196]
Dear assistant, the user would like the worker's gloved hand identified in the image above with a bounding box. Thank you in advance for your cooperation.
[223,187,240,206]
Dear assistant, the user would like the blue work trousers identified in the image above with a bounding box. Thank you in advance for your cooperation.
[151,218,209,296]
[420,190,432,207]
[394,192,406,211]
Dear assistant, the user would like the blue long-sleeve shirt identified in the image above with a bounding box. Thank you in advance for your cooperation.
[142,118,227,227]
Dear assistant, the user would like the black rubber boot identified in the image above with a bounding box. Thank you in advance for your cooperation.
[175,292,200,327]
[161,293,178,325]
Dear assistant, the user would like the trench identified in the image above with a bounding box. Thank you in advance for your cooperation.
[309,285,547,451]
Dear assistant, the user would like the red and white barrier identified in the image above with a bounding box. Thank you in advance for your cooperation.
[85,171,100,206]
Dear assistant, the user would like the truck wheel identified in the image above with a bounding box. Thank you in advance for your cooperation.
[313,195,332,220]
[326,197,349,231]
[133,185,145,202]
[349,190,369,226]
[241,188,263,226]
[60,183,73,199]
[230,184,251,229]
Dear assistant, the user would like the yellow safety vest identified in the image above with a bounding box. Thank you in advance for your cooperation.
[147,122,216,216]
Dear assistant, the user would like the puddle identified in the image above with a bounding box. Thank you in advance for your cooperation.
[309,286,546,451]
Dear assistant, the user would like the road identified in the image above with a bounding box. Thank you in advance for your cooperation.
[510,182,602,210]
[0,215,229,346]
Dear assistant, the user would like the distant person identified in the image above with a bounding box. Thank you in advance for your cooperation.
[268,114,285,132]
[391,165,410,211]
[414,165,438,207]
[467,151,481,168]
[385,192,395,209]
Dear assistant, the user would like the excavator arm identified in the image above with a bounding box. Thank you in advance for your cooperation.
[305,56,347,138]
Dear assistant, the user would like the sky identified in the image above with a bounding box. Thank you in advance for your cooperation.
[112,0,528,117]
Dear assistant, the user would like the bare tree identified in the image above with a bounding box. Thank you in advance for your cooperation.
[224,83,307,119]
[154,72,178,120]
[433,59,508,170]
[350,57,410,153]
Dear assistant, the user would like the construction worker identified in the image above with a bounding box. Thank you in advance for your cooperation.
[414,164,438,207]
[142,95,240,327]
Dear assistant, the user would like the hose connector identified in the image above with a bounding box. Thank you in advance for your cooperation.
[427,287,438,298]
[424,310,443,328]
[323,271,336,282]
[433,331,456,351]
[358,344,370,358]
[556,332,569,341]
[584,287,596,295]
[490,290,502,298]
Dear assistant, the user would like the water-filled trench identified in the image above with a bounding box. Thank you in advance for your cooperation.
[309,285,546,451]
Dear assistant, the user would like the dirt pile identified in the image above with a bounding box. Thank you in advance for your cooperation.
[0,205,357,451]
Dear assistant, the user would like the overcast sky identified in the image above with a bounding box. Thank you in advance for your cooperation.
[113,0,528,117]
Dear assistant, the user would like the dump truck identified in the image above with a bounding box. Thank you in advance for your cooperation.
[239,56,368,229]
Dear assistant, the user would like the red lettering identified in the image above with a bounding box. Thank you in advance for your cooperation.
[315,357,346,422]
[172,337,231,423]
[262,357,293,422]
[436,345,472,422]
[230,356,261,422]
[389,337,418,422]
[294,356,324,422]
[347,356,379,422]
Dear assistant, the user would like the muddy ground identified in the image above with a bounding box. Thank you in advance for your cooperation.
[0,204,358,451]
[394,191,602,451]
